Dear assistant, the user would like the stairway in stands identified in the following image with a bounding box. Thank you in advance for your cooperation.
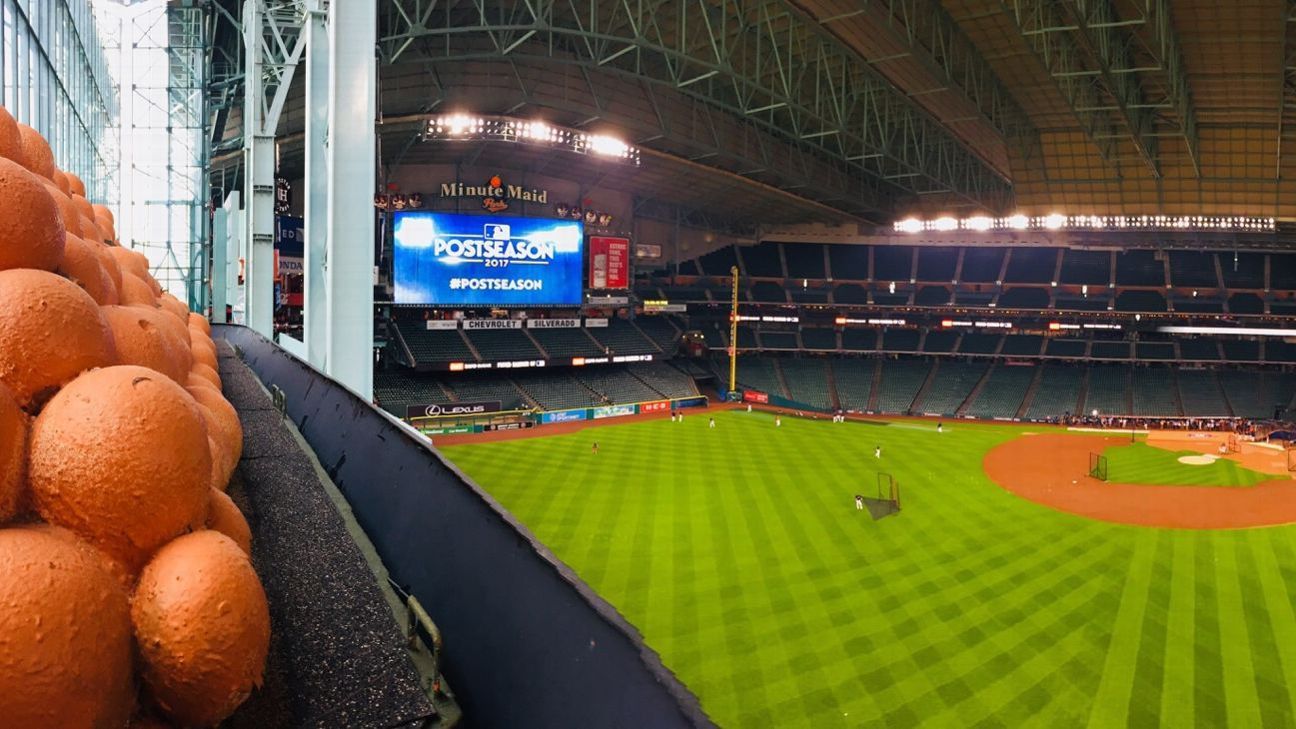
[1015,366,1045,419]
[956,363,995,416]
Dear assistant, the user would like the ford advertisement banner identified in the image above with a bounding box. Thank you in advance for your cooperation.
[405,401,502,419]
[540,408,588,424]
[393,212,584,306]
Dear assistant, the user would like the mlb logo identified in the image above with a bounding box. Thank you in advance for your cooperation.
[484,223,510,240]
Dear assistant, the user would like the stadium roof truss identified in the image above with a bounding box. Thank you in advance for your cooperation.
[377,0,1022,214]
[1002,0,1200,179]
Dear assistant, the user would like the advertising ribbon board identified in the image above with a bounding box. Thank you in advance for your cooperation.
[640,401,671,414]
[406,401,503,419]
[541,409,588,424]
[742,390,769,404]
[592,404,637,420]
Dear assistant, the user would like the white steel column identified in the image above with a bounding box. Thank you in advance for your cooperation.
[211,205,228,322]
[323,0,375,398]
[302,0,328,368]
[242,0,274,336]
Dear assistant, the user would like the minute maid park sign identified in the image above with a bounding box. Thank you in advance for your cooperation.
[440,174,548,212]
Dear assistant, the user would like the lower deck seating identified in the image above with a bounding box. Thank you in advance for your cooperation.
[517,372,601,411]
[586,319,659,355]
[963,365,1035,419]
[635,317,681,352]
[1130,367,1180,416]
[1024,364,1084,420]
[397,322,475,363]
[465,328,542,360]
[446,377,529,410]
[914,361,987,415]
[875,359,930,413]
[780,359,834,410]
[575,369,662,404]
[530,328,604,358]
[832,359,876,411]
[627,363,698,399]
[735,357,787,398]
[374,368,453,416]
[1177,370,1230,417]
[1083,365,1130,416]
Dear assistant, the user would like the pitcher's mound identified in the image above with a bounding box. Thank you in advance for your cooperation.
[1177,454,1218,465]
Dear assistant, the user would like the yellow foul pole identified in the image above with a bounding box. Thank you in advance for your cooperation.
[729,265,739,394]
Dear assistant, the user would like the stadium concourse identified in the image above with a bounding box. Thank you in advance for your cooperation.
[12,0,1296,726]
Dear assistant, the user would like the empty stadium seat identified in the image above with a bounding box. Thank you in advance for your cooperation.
[1045,339,1087,358]
[1001,335,1043,356]
[1091,341,1131,360]
[397,322,476,364]
[881,329,920,352]
[875,359,930,413]
[958,333,1001,355]
[1083,365,1130,415]
[873,246,913,281]
[373,367,453,417]
[785,243,826,279]
[735,357,787,397]
[915,285,951,306]
[587,319,659,355]
[739,243,784,277]
[698,246,740,276]
[1130,367,1179,416]
[1115,290,1166,312]
[801,328,838,350]
[916,247,958,282]
[446,376,529,410]
[760,331,799,350]
[780,359,834,409]
[922,331,958,353]
[1179,338,1220,361]
[831,359,875,410]
[1168,252,1219,288]
[1115,250,1165,286]
[1220,252,1265,289]
[964,364,1035,419]
[465,328,542,360]
[751,281,789,303]
[914,361,986,415]
[998,287,1050,308]
[627,363,698,399]
[530,328,604,358]
[842,329,877,351]
[1024,364,1084,419]
[1004,248,1057,284]
[1177,370,1230,417]
[576,369,663,404]
[827,245,869,279]
[516,372,602,410]
[1059,250,1110,285]
[833,283,870,304]
[960,248,1004,283]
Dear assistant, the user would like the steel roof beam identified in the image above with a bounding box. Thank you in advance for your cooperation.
[1062,0,1160,178]
[1003,0,1121,169]
[791,0,1039,175]
[1277,0,1296,180]
[378,0,1015,213]
[1142,0,1199,177]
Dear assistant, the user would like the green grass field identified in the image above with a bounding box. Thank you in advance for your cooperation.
[1102,442,1279,487]
[444,411,1296,728]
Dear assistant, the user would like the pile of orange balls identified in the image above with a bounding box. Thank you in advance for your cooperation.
[0,105,269,727]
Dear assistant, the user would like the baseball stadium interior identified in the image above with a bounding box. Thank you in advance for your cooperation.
[7,0,1296,727]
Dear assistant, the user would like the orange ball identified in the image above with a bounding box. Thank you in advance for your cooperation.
[95,239,124,297]
[0,106,27,166]
[207,434,232,492]
[119,272,157,307]
[16,123,55,180]
[108,245,147,279]
[42,182,81,237]
[27,365,211,570]
[189,311,212,335]
[191,333,218,371]
[52,169,70,195]
[158,292,189,325]
[132,531,270,727]
[0,269,117,408]
[191,362,222,390]
[80,213,105,243]
[0,157,65,272]
[100,305,190,384]
[206,488,251,555]
[189,384,242,477]
[58,234,117,305]
[0,524,135,728]
[0,384,25,522]
[66,171,86,198]
[187,371,219,393]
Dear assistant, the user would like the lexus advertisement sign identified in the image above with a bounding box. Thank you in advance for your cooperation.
[406,401,503,419]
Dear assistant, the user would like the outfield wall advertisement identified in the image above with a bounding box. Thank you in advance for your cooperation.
[392,212,584,306]
[592,404,637,420]
[540,409,588,424]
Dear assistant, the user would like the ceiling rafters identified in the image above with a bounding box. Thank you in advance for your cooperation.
[789,0,1039,177]
[1278,0,1296,180]
[1061,0,1160,178]
[1002,0,1122,169]
[378,0,1016,213]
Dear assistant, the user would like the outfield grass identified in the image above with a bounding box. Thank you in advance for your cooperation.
[444,411,1296,728]
[1102,442,1279,487]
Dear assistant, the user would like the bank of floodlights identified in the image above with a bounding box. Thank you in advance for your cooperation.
[892,214,1276,234]
[424,114,641,165]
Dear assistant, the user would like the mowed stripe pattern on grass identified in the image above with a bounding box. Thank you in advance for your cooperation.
[444,412,1296,728]
[1102,442,1279,487]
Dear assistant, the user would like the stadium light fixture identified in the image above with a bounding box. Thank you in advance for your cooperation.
[424,114,641,165]
[891,212,1276,234]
